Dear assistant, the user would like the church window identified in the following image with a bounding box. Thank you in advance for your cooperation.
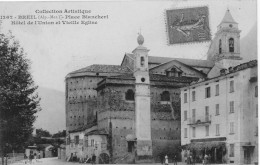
[125,89,135,101]
[230,101,234,113]
[216,84,219,96]
[192,91,196,101]
[184,128,187,138]
[229,38,234,52]
[161,91,170,101]
[192,127,196,137]
[205,87,211,98]
[219,39,222,54]
[167,67,182,77]
[140,56,145,67]
[184,93,187,103]
[230,80,234,93]
[141,77,145,82]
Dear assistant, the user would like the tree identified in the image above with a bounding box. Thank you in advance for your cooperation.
[0,31,41,163]
[52,130,66,138]
[36,128,51,138]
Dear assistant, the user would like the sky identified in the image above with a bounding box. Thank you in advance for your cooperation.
[0,0,257,92]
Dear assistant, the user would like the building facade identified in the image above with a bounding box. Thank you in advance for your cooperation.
[64,9,257,164]
[180,10,258,165]
[65,36,212,163]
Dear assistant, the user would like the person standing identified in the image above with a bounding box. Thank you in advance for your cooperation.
[187,155,190,165]
[204,154,208,165]
[173,154,177,165]
[189,155,193,165]
[165,155,168,165]
[29,153,33,164]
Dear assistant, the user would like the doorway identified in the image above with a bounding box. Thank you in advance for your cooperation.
[244,147,252,164]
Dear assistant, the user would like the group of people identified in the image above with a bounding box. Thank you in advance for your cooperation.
[24,152,41,164]
[160,154,178,165]
[185,154,211,165]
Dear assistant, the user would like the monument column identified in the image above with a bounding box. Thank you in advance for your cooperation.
[132,34,153,163]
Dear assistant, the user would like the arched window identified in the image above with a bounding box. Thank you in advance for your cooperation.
[140,57,144,67]
[161,91,170,101]
[219,39,222,54]
[229,38,234,52]
[125,89,135,101]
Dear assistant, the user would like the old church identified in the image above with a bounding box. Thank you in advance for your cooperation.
[64,9,248,164]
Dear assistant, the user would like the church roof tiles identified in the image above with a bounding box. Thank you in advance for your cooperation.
[70,64,131,74]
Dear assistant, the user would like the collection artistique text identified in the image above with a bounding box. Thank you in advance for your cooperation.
[35,9,92,14]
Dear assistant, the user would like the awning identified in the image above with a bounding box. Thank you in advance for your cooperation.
[183,141,226,151]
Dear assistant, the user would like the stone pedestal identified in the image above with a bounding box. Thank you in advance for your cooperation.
[135,140,153,163]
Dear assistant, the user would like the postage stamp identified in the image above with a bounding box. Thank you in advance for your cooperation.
[166,6,211,44]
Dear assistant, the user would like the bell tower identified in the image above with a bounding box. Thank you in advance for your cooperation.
[207,9,242,68]
[133,34,153,163]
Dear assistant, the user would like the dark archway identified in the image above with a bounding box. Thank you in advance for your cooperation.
[229,38,234,52]
[99,153,110,164]
[219,39,222,54]
[125,89,135,101]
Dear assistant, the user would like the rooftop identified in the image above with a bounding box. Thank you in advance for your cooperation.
[220,9,237,24]
[104,73,198,83]
[67,64,132,78]
[148,56,214,68]
[183,60,257,88]
[126,53,214,68]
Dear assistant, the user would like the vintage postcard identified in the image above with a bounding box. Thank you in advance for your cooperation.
[0,0,257,164]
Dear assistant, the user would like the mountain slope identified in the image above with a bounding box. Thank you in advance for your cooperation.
[34,87,65,134]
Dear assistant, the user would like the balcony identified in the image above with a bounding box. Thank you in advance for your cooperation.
[187,115,211,126]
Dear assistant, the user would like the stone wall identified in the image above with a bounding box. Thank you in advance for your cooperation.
[97,86,135,162]
[66,75,102,131]
[96,83,182,163]
[66,72,124,132]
